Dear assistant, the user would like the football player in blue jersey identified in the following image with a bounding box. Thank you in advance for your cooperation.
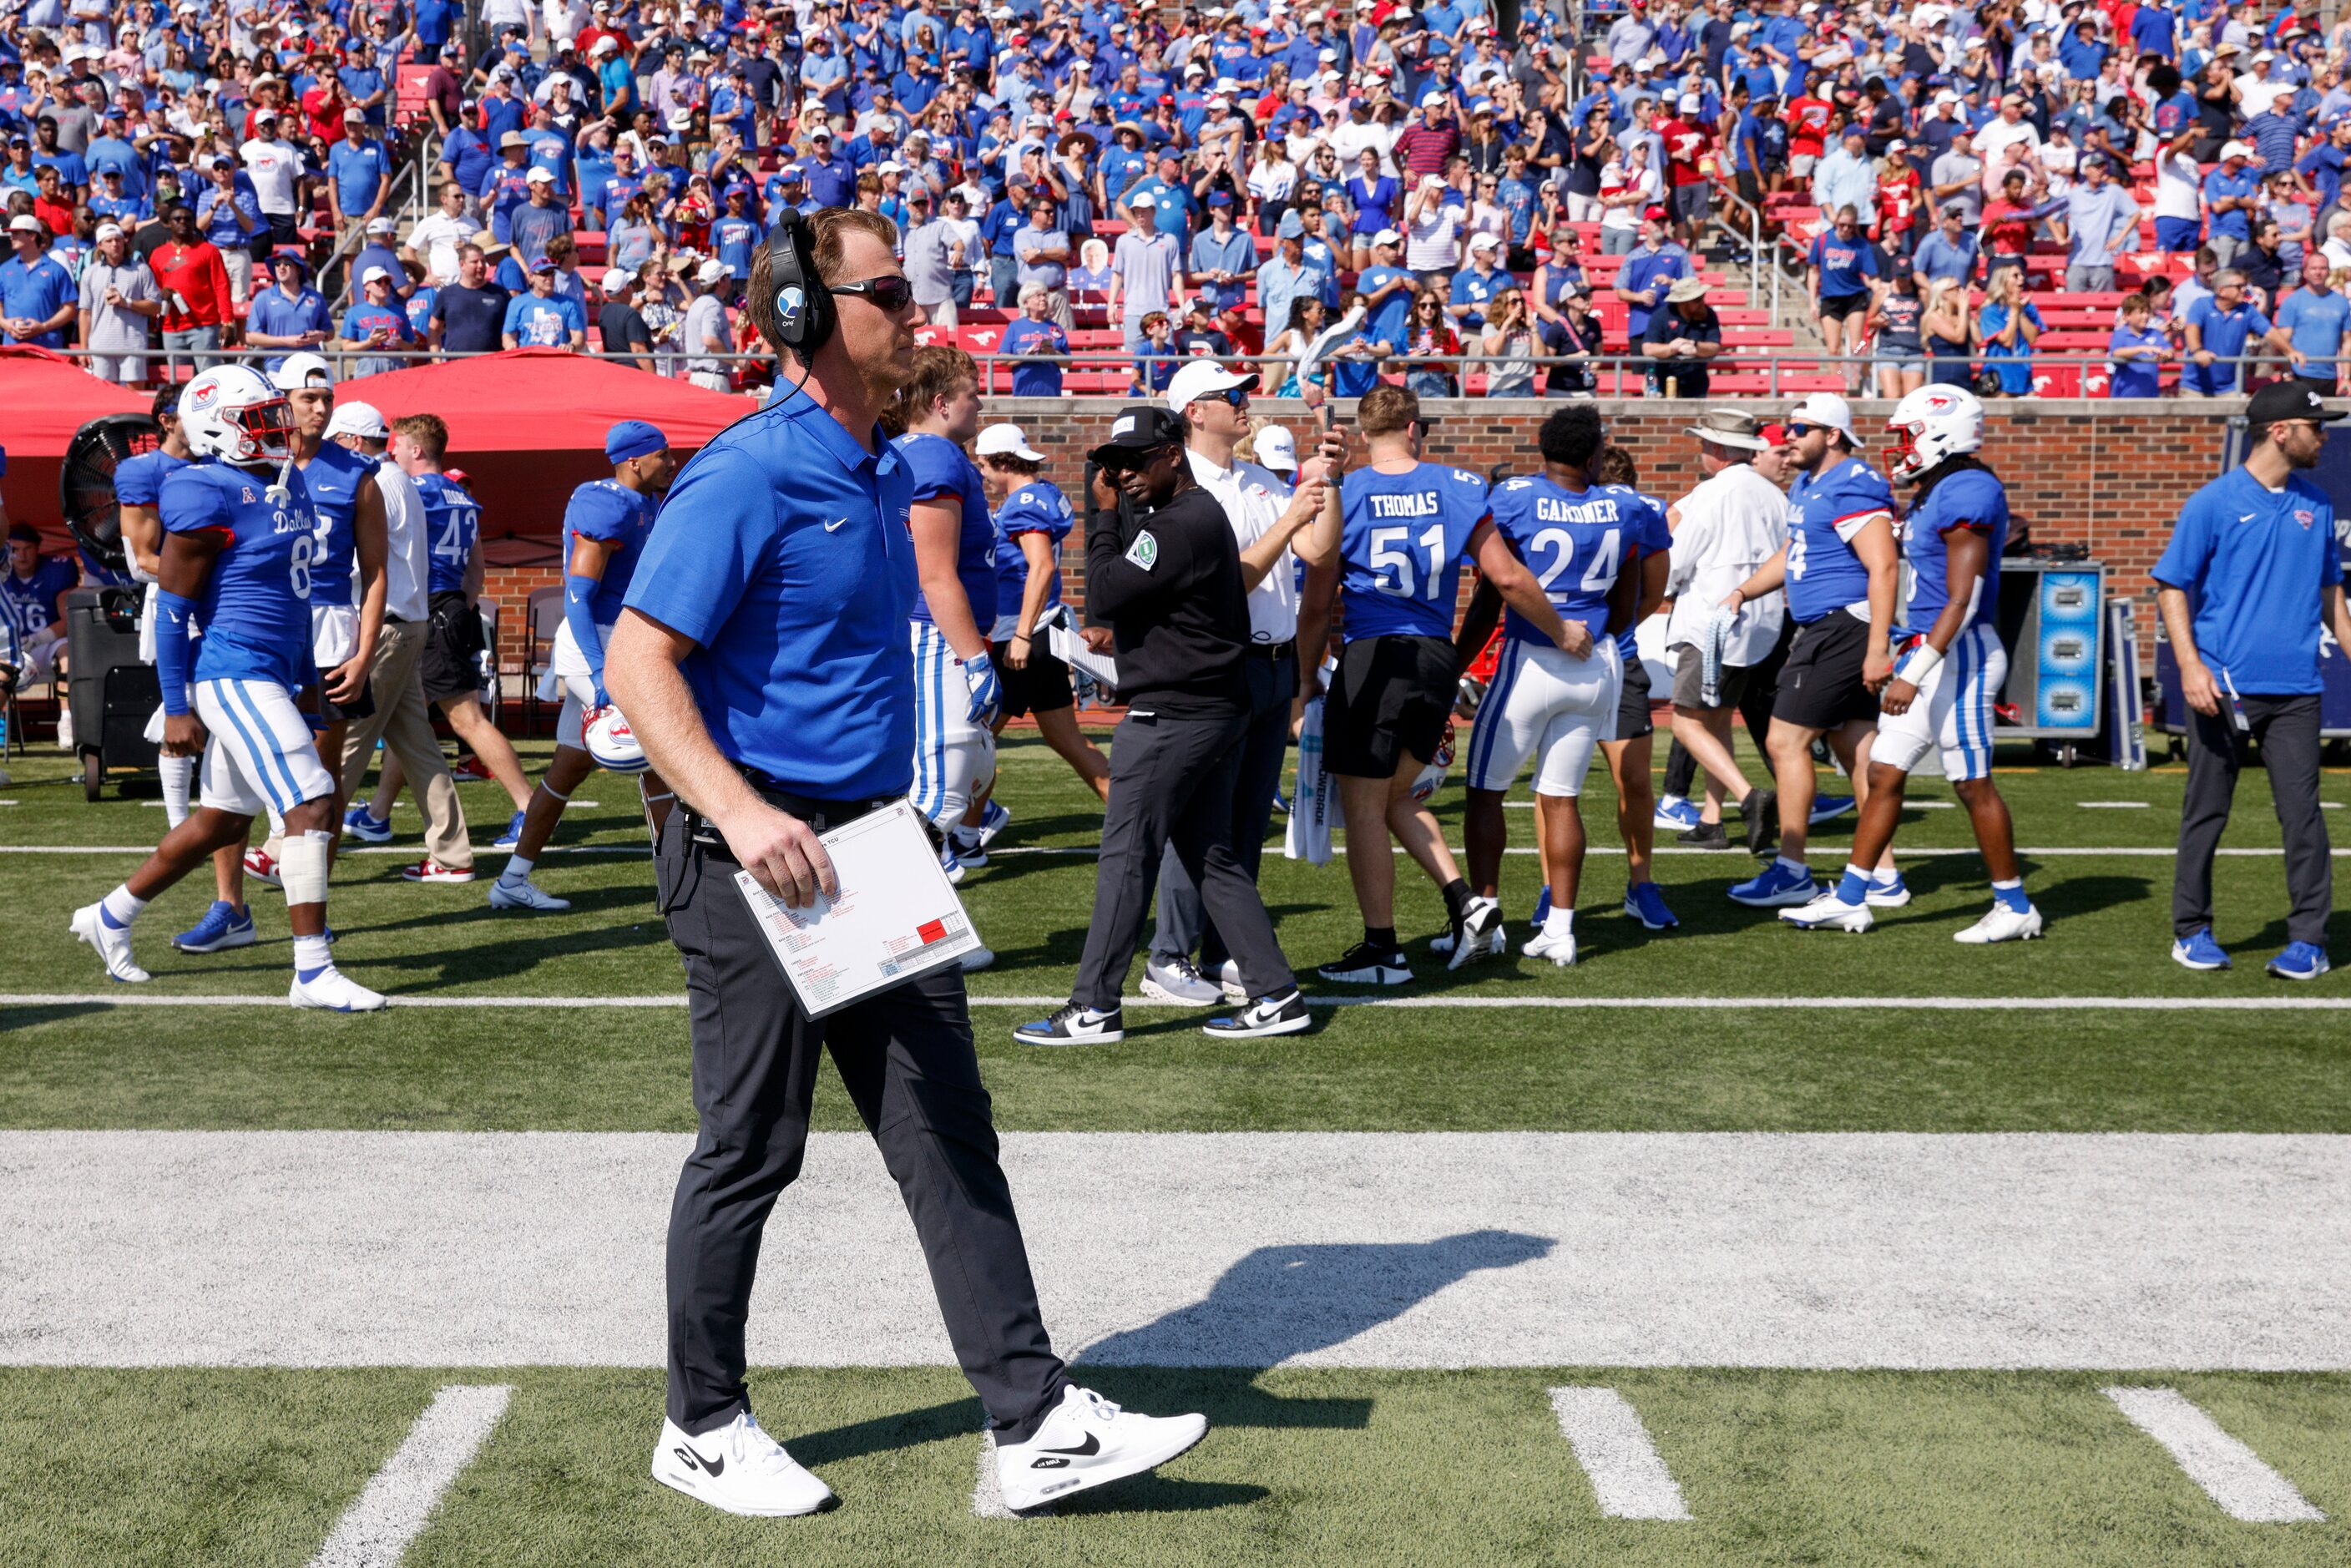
[1783,387,2042,941]
[491,419,680,913]
[1303,384,1576,984]
[1590,445,1684,937]
[68,365,385,1011]
[1721,392,1904,910]
[887,346,1005,892]
[1454,406,1641,968]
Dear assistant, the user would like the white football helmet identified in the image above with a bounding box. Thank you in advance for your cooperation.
[178,364,294,466]
[1884,385,1985,483]
[584,703,650,773]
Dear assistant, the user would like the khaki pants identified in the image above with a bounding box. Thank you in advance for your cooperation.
[339,619,473,869]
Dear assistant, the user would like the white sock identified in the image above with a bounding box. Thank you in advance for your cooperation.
[500,853,534,883]
[1843,862,1871,887]
[292,933,332,976]
[1544,906,1575,938]
[1874,866,1902,884]
[101,883,149,927]
[1775,855,1809,878]
[159,753,195,827]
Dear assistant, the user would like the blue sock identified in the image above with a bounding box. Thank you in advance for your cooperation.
[1991,878,2030,913]
[1836,868,1872,905]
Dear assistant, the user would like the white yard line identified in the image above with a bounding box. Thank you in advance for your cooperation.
[10,992,2351,1013]
[2079,802,2151,809]
[307,1384,513,1568]
[2101,1387,2326,1524]
[2,1131,2345,1372]
[1548,1388,1691,1520]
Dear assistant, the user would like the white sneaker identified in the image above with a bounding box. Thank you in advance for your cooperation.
[1446,895,1504,970]
[488,876,572,912]
[650,1410,835,1518]
[70,903,150,984]
[1954,903,2045,944]
[289,966,387,1012]
[1522,926,1577,967]
[959,944,995,972]
[995,1386,1208,1514]
[1140,955,1221,1005]
[1781,889,1874,933]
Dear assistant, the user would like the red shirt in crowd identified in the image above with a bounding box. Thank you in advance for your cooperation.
[151,239,235,331]
[1875,164,1923,238]
[1392,120,1463,180]
[1786,94,1834,160]
[1657,116,1713,187]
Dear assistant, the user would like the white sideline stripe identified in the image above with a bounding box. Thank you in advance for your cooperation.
[16,844,2351,858]
[6,1131,2347,1371]
[307,1383,513,1568]
[12,992,2351,1014]
[2080,802,2151,809]
[1549,1388,1691,1520]
[2101,1387,2326,1524]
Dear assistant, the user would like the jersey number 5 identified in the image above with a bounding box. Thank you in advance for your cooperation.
[1368,522,1447,600]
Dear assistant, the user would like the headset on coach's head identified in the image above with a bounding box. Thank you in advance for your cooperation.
[765,210,835,362]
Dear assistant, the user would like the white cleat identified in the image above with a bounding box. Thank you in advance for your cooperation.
[1781,890,1875,933]
[995,1386,1208,1515]
[1521,928,1578,967]
[1446,895,1504,970]
[488,876,572,912]
[1954,903,2045,944]
[289,966,387,1012]
[1428,926,1506,959]
[70,903,150,984]
[651,1411,836,1518]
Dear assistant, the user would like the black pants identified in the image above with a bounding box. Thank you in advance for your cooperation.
[1664,618,1790,799]
[1074,706,1297,1010]
[1150,650,1294,973]
[2173,694,2332,944]
[655,800,1067,1439]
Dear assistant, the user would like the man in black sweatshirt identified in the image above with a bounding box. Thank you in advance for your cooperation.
[1014,404,1313,1047]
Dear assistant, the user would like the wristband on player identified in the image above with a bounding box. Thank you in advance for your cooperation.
[563,571,606,689]
[1895,640,1944,687]
[154,588,199,716]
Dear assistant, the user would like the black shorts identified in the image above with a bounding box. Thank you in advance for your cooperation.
[1772,610,1881,731]
[318,679,374,725]
[992,640,1074,718]
[1819,292,1870,322]
[420,590,486,704]
[1615,644,1653,739]
[1324,633,1458,780]
[1671,181,1709,224]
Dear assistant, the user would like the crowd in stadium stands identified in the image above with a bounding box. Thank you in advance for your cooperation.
[2,0,2349,399]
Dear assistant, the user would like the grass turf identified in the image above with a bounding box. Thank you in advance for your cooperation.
[3,1367,2345,1567]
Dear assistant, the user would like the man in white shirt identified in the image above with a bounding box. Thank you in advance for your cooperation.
[327,402,473,874]
[1971,94,2042,169]
[239,107,304,245]
[1664,408,1789,852]
[1140,360,1337,1006]
[406,180,484,285]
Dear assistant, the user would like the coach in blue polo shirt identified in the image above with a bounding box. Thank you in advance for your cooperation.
[2154,381,2351,981]
[604,208,1206,1520]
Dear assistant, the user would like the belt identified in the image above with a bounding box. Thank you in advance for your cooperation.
[1241,641,1296,662]
[685,774,898,852]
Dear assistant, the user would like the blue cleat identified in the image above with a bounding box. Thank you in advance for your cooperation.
[1866,872,1913,908]
[2172,927,2230,971]
[173,900,256,953]
[1623,882,1679,930]
[341,805,392,843]
[1652,796,1702,832]
[1530,883,1553,930]
[2267,942,2332,982]
[1809,793,1856,825]
[1730,860,1820,908]
[491,809,528,851]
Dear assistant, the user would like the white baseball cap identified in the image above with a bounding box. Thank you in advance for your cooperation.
[1125,189,1156,208]
[696,257,730,284]
[324,400,388,439]
[1467,231,1501,252]
[1787,391,1858,444]
[367,215,397,232]
[270,351,336,391]
[1164,358,1261,413]
[94,221,124,242]
[2219,139,2252,160]
[1371,227,1403,247]
[974,422,1046,462]
[6,213,43,234]
[602,266,633,292]
[525,166,557,183]
[1252,423,1298,473]
[361,264,392,284]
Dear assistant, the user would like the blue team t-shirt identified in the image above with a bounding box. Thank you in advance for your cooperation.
[993,479,1074,620]
[160,459,316,689]
[1485,474,1634,645]
[2152,466,2343,696]
[414,472,482,595]
[1900,465,2009,635]
[502,292,585,346]
[1808,230,1880,298]
[564,478,659,621]
[1612,488,1673,660]
[1783,455,1894,624]
[298,440,376,609]
[1,554,77,636]
[894,430,999,628]
[1338,462,1494,640]
[112,449,191,509]
[624,394,918,798]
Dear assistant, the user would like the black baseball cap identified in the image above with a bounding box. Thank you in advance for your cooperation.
[2245,381,2344,427]
[1087,404,1187,467]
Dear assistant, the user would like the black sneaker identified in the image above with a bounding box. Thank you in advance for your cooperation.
[1742,788,1778,856]
[1013,1003,1125,1046]
[1446,895,1504,971]
[1201,989,1311,1039]
[1677,821,1732,850]
[1316,941,1413,985]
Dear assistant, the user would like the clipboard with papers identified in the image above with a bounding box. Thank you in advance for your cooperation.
[733,799,983,1018]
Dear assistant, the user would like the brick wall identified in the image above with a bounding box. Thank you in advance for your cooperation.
[478,395,2242,670]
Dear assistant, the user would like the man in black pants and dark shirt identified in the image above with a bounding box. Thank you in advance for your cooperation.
[1014,405,1314,1046]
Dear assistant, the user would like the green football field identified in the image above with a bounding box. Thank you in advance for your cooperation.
[3,731,2347,1566]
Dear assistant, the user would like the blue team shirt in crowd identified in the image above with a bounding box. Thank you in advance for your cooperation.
[894,430,1000,627]
[1,555,77,636]
[2153,466,2343,696]
[503,291,584,346]
[1783,456,1893,624]
[1338,462,1494,640]
[2276,288,2349,382]
[1615,245,1688,338]
[624,393,918,798]
[0,252,77,346]
[565,478,658,621]
[1808,230,1880,298]
[1487,475,1632,645]
[246,286,332,372]
[2107,322,2169,397]
[2184,296,2273,395]
[328,137,390,215]
[1900,466,2009,635]
[299,442,375,610]
[160,459,316,690]
[414,472,482,594]
[993,479,1074,620]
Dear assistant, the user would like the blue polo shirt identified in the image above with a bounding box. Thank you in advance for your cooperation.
[2183,296,2273,395]
[328,137,390,215]
[2153,467,2342,695]
[2200,165,2259,242]
[1615,243,1688,339]
[624,393,918,798]
[0,252,77,346]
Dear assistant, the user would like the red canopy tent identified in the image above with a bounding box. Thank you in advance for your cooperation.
[0,347,152,543]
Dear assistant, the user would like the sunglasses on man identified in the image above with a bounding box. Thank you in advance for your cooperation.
[1097,442,1181,475]
[831,274,914,311]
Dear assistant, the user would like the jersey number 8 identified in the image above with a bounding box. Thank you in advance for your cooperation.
[289,533,316,600]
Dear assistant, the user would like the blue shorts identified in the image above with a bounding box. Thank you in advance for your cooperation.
[2155,216,2202,253]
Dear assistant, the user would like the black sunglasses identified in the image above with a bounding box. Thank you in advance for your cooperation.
[1100,443,1179,474]
[1213,387,1249,407]
[831,274,914,311]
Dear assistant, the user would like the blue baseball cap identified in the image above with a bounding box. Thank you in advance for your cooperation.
[605,419,669,463]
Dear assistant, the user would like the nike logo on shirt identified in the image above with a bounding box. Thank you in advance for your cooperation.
[824,517,850,533]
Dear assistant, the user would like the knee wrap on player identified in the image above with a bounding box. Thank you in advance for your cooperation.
[281,829,336,906]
